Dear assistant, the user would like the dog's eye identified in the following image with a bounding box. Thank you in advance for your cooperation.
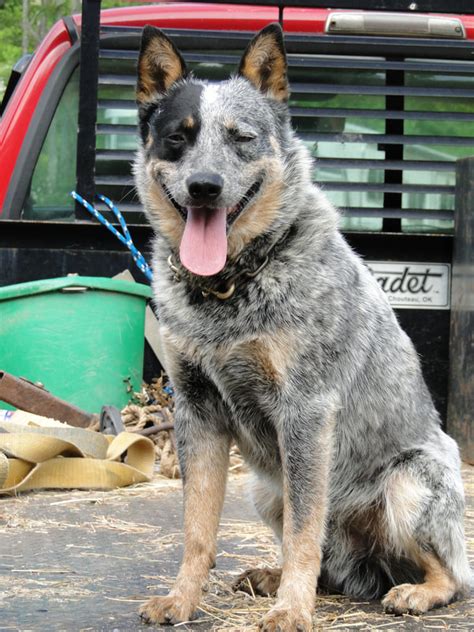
[234,133,256,143]
[166,133,186,145]
[229,128,256,143]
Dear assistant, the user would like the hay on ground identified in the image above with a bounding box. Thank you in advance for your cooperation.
[121,377,246,479]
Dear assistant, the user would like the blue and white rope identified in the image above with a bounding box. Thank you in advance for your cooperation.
[70,191,153,282]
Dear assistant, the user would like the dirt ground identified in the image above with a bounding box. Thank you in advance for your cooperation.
[0,466,472,631]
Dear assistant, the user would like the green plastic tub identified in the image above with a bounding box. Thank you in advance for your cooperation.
[0,276,152,413]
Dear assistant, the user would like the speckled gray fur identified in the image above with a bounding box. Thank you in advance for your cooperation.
[134,26,471,610]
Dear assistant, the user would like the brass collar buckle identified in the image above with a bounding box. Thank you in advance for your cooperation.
[166,254,270,301]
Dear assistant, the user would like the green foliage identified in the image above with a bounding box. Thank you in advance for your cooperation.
[0,0,22,95]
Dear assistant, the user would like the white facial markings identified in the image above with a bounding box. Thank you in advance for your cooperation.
[200,83,221,113]
[194,83,228,171]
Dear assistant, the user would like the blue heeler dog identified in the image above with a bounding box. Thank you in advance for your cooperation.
[134,23,470,631]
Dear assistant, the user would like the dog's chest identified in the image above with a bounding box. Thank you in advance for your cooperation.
[163,326,295,471]
[164,325,296,392]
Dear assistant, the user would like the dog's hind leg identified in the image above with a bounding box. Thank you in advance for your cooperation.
[233,567,282,597]
[381,441,471,615]
[382,551,459,615]
[233,475,283,597]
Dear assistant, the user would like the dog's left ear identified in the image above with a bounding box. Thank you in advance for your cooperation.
[136,25,188,105]
[238,23,289,102]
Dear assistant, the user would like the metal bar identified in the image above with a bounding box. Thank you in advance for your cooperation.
[342,207,453,220]
[291,108,474,121]
[98,99,136,110]
[95,175,135,186]
[324,182,455,194]
[97,123,135,135]
[315,158,455,171]
[383,61,404,232]
[447,157,474,463]
[0,371,95,429]
[288,57,474,73]
[75,0,102,219]
[99,73,135,86]
[96,149,135,161]
[138,422,175,437]
[303,132,474,146]
[100,203,142,214]
[291,82,474,98]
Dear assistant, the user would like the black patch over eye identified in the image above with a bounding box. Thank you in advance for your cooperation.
[148,83,203,161]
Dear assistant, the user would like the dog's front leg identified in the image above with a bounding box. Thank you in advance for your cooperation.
[139,386,231,625]
[260,405,334,632]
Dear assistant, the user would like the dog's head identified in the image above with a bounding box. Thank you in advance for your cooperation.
[135,23,307,277]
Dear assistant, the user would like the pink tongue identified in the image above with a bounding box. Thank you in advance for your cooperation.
[179,207,228,276]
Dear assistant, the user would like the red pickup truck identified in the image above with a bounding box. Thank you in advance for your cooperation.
[0,1,472,454]
[2,1,474,225]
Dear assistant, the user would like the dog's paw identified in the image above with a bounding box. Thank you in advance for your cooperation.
[382,583,434,615]
[233,567,282,597]
[258,607,312,631]
[139,594,197,625]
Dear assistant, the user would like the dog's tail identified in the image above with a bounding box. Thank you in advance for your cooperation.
[320,553,424,600]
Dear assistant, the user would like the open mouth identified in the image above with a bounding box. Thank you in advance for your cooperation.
[226,180,262,225]
[160,178,263,277]
[161,179,262,226]
[161,182,187,220]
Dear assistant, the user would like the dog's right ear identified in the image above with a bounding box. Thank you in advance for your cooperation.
[136,25,187,105]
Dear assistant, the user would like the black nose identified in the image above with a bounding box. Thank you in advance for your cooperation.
[186,172,223,203]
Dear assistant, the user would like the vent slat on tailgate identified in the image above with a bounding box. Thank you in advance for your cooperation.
[98,99,136,110]
[292,108,474,121]
[324,183,455,194]
[342,208,454,220]
[303,133,473,146]
[97,123,136,135]
[316,158,455,172]
[96,175,135,186]
[291,83,474,98]
[99,74,136,86]
[96,149,135,162]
